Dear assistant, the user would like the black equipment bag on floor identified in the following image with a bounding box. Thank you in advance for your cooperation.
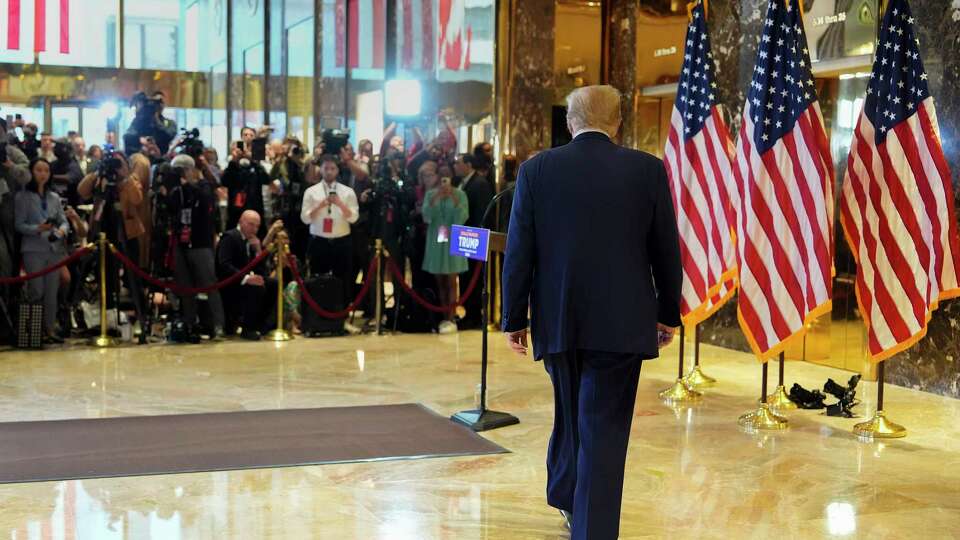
[16,301,43,349]
[392,287,439,333]
[301,274,347,337]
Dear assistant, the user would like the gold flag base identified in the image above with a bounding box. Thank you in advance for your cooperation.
[738,402,789,430]
[853,410,906,439]
[766,385,797,410]
[92,335,117,348]
[683,364,717,388]
[265,329,293,342]
[658,378,702,404]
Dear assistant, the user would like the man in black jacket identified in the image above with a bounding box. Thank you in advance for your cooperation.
[455,153,494,329]
[168,154,224,341]
[217,210,283,340]
[502,85,682,540]
[222,142,271,233]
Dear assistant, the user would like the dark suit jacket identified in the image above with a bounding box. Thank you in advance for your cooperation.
[461,173,495,229]
[501,131,682,360]
[216,228,267,280]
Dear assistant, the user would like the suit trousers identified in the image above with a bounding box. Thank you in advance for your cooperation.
[544,349,644,540]
[174,246,225,331]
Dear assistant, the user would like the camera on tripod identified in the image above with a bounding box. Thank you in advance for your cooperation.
[96,146,124,189]
[319,129,351,159]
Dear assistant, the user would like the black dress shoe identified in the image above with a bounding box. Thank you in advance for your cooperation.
[241,331,261,341]
[559,509,573,531]
[43,334,64,345]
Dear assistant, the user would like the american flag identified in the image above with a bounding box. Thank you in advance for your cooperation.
[663,0,738,325]
[839,0,960,361]
[2,0,71,54]
[731,0,834,360]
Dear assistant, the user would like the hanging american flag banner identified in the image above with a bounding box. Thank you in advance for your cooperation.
[839,0,960,362]
[732,0,834,360]
[663,0,738,325]
[2,0,71,54]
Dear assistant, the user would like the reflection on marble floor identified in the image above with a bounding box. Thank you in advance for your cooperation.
[0,332,958,539]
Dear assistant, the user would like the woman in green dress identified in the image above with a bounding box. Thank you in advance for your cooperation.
[421,169,469,334]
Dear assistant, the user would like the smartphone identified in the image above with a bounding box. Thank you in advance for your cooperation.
[235,141,244,151]
[251,137,267,162]
[440,177,452,187]
[14,113,21,121]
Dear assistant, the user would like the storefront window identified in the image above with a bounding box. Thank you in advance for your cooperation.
[124,0,229,71]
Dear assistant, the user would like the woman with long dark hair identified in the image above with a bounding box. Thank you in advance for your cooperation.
[14,158,70,343]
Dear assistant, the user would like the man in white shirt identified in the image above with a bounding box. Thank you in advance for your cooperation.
[300,156,359,300]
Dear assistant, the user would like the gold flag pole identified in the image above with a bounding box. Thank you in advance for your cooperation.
[266,231,293,342]
[684,323,717,388]
[854,361,906,438]
[766,351,796,410]
[93,233,116,348]
[659,325,702,403]
[739,361,788,430]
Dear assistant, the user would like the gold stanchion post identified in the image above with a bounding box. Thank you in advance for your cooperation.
[766,351,796,410]
[854,361,906,439]
[659,325,702,403]
[683,323,717,388]
[93,233,116,348]
[738,361,788,430]
[266,231,293,342]
[374,239,383,335]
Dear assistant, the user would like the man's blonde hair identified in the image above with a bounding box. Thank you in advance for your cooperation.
[565,85,623,135]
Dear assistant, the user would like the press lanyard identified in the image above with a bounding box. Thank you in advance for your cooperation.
[324,182,336,215]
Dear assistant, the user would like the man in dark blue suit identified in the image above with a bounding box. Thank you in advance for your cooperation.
[502,85,682,539]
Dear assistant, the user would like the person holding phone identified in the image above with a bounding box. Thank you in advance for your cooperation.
[300,156,359,302]
[421,169,468,334]
[222,137,271,232]
[14,158,70,344]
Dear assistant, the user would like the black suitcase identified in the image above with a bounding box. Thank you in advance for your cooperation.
[301,274,347,337]
[392,287,439,333]
[16,301,43,349]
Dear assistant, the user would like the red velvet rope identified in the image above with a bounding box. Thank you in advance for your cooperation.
[109,244,273,295]
[385,257,483,314]
[0,246,94,284]
[288,255,378,319]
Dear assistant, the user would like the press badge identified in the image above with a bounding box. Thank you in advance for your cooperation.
[233,191,247,208]
[437,225,450,243]
[322,217,334,234]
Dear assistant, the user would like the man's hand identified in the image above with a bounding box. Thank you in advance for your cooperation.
[246,274,265,287]
[360,188,372,203]
[657,323,677,349]
[37,223,54,232]
[505,329,528,356]
[248,235,262,252]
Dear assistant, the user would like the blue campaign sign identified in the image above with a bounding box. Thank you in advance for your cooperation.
[450,225,490,261]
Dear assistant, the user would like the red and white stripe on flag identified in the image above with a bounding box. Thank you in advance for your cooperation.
[838,0,960,362]
[662,1,738,327]
[732,0,834,361]
[335,0,386,70]
[2,0,70,54]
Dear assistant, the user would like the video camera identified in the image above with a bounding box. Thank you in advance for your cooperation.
[321,129,351,157]
[175,128,204,159]
[96,145,124,189]
[131,91,163,119]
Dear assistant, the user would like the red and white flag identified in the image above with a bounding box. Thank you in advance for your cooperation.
[3,0,70,54]
[335,0,386,70]
[438,0,471,71]
[731,0,834,360]
[399,0,434,71]
[663,1,737,325]
[839,0,960,361]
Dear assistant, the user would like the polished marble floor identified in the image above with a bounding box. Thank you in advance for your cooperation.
[0,332,958,539]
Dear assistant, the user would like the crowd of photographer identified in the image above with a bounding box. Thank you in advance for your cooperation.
[0,92,505,348]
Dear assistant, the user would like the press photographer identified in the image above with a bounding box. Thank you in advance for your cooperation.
[166,154,225,341]
[222,136,270,232]
[123,91,178,155]
[77,149,149,328]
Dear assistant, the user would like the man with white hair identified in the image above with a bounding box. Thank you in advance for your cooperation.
[168,153,225,341]
[501,85,683,539]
